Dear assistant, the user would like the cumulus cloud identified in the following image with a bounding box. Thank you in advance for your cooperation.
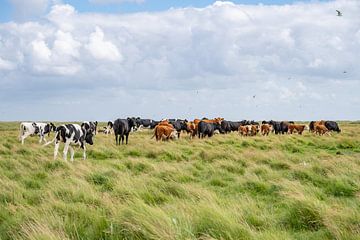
[0,0,360,120]
[85,27,122,61]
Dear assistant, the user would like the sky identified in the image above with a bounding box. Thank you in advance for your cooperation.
[0,0,359,121]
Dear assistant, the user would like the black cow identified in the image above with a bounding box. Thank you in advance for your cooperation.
[169,119,188,138]
[113,118,137,145]
[198,121,223,138]
[221,121,241,133]
[44,124,94,161]
[325,121,341,133]
[269,120,282,134]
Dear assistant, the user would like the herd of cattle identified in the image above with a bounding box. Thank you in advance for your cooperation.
[17,118,341,161]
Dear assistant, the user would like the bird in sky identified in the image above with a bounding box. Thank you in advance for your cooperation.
[336,10,342,16]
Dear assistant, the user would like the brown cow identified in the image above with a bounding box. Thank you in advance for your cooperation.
[310,120,325,133]
[288,124,306,135]
[238,125,249,136]
[152,125,178,141]
[315,125,330,136]
[261,124,272,136]
[186,121,196,139]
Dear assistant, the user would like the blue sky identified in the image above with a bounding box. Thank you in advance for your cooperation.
[0,0,359,121]
[0,0,329,22]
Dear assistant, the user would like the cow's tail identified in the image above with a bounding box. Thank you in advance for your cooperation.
[43,131,59,147]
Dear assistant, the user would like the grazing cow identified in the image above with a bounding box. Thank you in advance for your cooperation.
[105,121,113,134]
[288,124,306,135]
[44,124,94,161]
[261,124,272,136]
[325,121,341,133]
[152,125,178,141]
[315,125,330,136]
[82,121,98,135]
[19,122,56,144]
[113,118,137,145]
[310,120,325,132]
[197,121,223,138]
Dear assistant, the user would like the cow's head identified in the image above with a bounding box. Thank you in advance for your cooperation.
[127,117,137,130]
[85,131,94,145]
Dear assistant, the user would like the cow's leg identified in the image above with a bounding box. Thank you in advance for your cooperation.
[54,141,60,160]
[121,135,125,145]
[39,134,44,144]
[63,141,70,161]
[126,133,129,145]
[21,132,31,145]
[115,134,118,145]
[69,146,75,162]
[83,144,87,160]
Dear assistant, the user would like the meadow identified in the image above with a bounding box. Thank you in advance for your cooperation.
[0,121,359,240]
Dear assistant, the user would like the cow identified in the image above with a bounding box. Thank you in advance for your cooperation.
[239,125,250,136]
[19,122,56,144]
[44,124,94,161]
[221,120,242,134]
[82,121,98,135]
[261,124,272,136]
[169,119,188,138]
[309,120,325,133]
[269,120,281,134]
[197,121,223,138]
[152,125,178,141]
[105,121,113,134]
[280,121,294,134]
[186,121,196,139]
[288,124,306,135]
[325,121,341,133]
[315,125,330,136]
[113,118,137,145]
[135,118,158,130]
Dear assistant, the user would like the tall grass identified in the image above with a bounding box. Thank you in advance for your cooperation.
[0,122,359,239]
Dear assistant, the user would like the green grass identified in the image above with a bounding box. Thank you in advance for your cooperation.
[0,122,360,239]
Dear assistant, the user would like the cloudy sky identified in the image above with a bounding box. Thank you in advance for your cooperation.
[0,0,359,121]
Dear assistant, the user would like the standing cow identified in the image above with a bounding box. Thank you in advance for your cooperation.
[113,118,137,145]
[44,124,94,161]
[19,122,56,144]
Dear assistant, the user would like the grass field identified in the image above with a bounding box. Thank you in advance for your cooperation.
[0,122,360,240]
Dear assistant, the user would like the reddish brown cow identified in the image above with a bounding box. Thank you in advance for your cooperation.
[315,125,330,136]
[152,125,178,141]
[288,124,306,135]
[261,124,272,136]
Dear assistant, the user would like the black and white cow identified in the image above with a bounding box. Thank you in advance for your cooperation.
[19,122,56,144]
[82,121,98,135]
[44,124,94,161]
[113,118,137,145]
[135,118,158,131]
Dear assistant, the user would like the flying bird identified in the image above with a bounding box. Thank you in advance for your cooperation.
[253,95,256,99]
[343,71,347,74]
[336,10,342,16]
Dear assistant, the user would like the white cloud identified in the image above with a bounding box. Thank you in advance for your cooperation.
[85,27,121,61]
[0,0,360,120]
[0,57,15,70]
